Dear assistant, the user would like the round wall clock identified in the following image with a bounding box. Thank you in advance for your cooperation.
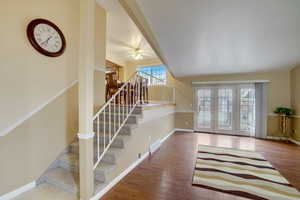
[27,19,66,57]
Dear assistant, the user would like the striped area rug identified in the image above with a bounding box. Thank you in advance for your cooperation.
[192,145,300,200]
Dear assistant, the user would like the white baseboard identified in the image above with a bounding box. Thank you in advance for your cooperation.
[161,129,176,144]
[150,129,176,154]
[149,139,161,154]
[90,151,149,200]
[174,128,194,132]
[91,129,176,200]
[266,136,300,146]
[266,136,289,141]
[290,138,300,146]
[0,181,36,200]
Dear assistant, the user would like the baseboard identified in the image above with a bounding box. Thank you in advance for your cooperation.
[290,138,300,146]
[150,129,176,154]
[149,140,161,154]
[90,129,176,200]
[160,129,176,144]
[0,181,36,200]
[266,136,289,141]
[266,136,300,146]
[90,151,149,200]
[175,128,194,132]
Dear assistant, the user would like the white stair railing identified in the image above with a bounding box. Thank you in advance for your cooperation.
[93,71,174,170]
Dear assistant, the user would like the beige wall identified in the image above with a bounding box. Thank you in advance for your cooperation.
[0,84,79,196]
[94,71,105,108]
[107,106,175,184]
[0,0,79,195]
[0,0,106,195]
[174,71,292,137]
[0,0,106,136]
[124,59,293,138]
[174,71,291,113]
[94,4,106,108]
[95,4,106,69]
[291,65,300,141]
[0,0,80,135]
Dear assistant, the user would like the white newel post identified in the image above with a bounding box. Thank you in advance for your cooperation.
[78,0,95,199]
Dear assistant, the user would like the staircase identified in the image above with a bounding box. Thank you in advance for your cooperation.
[36,71,174,197]
[38,105,143,196]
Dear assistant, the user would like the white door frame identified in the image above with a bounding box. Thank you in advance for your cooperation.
[194,84,255,136]
[194,87,215,133]
[213,85,236,135]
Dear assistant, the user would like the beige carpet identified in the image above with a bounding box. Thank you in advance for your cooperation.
[192,145,300,200]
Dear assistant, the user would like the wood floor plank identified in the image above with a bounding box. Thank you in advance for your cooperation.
[101,132,300,200]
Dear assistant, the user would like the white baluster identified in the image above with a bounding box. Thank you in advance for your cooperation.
[118,93,120,130]
[103,108,106,151]
[109,103,111,141]
[103,112,105,152]
[114,98,116,136]
[97,116,100,159]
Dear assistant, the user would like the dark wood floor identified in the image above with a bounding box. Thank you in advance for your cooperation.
[101,132,300,200]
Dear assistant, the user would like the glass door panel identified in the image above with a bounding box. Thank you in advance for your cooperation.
[239,87,255,135]
[195,88,213,131]
[195,85,255,136]
[216,88,233,132]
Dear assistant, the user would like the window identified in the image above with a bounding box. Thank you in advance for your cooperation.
[138,65,167,85]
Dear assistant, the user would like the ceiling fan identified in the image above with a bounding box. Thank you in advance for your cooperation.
[109,36,156,61]
[127,38,155,60]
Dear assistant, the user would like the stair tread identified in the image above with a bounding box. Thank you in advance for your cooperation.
[58,152,116,174]
[71,141,124,150]
[43,167,103,194]
[72,134,129,146]
[94,121,137,128]
[100,112,142,117]
[43,167,79,194]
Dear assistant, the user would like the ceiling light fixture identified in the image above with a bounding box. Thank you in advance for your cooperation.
[131,48,143,60]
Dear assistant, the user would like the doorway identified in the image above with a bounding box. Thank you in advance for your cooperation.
[194,84,255,136]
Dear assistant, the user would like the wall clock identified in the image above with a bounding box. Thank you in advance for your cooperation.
[27,19,66,57]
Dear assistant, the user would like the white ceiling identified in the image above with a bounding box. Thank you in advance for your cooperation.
[134,0,300,77]
[97,0,157,66]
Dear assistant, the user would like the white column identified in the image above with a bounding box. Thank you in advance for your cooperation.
[78,0,95,199]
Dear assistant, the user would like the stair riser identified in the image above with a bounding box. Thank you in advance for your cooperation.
[69,146,117,164]
[93,125,131,135]
[57,160,106,183]
[43,175,78,195]
[104,107,142,115]
[97,138,124,148]
[97,115,138,124]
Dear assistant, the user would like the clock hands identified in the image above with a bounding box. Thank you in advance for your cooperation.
[41,36,52,46]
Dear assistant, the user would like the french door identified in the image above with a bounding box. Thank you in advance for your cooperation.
[194,85,255,136]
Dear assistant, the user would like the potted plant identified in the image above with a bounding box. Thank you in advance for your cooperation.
[274,107,293,138]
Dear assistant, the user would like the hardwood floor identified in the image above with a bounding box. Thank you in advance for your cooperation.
[101,132,300,200]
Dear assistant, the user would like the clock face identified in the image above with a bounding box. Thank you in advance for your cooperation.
[27,19,66,57]
[33,23,63,53]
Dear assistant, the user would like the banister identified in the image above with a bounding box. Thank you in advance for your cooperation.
[92,70,175,171]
